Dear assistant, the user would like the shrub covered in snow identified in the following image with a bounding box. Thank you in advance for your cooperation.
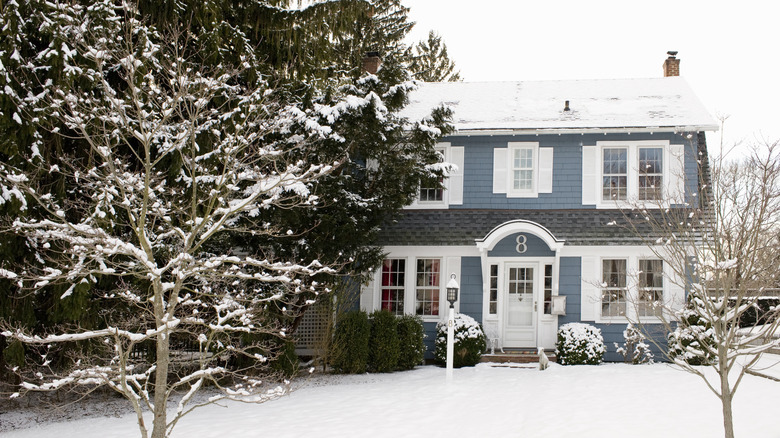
[555,323,605,365]
[434,313,487,368]
[331,310,370,374]
[615,323,653,364]
[396,314,426,370]
[668,305,717,366]
[368,310,401,372]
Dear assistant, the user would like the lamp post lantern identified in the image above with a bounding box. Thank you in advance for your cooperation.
[445,273,459,382]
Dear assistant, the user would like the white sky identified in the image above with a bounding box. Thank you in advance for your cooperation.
[404,0,780,159]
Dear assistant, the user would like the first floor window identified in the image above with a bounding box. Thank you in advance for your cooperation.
[602,259,627,317]
[415,258,440,316]
[381,259,405,315]
[639,259,664,317]
[489,264,498,314]
[602,148,627,201]
[543,264,553,314]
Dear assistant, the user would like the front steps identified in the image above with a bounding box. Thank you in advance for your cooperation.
[481,349,557,364]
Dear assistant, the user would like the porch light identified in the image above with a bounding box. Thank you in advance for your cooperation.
[446,273,459,307]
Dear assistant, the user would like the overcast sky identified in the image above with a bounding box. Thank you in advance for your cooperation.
[404,0,779,159]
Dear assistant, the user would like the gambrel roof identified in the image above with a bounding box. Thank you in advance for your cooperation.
[404,77,718,134]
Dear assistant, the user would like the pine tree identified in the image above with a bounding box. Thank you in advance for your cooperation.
[0,2,452,431]
[408,30,462,82]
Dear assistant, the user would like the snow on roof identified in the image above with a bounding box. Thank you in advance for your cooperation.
[403,77,718,133]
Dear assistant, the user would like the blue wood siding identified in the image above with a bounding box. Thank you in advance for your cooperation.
[444,132,698,210]
[459,257,483,322]
[557,256,667,362]
[487,232,554,257]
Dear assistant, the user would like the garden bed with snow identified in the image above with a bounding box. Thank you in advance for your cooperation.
[2,360,779,438]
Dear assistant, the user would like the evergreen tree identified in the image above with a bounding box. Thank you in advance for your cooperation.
[408,30,462,82]
[0,0,452,401]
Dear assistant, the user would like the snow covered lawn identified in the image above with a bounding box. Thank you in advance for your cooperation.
[4,361,780,438]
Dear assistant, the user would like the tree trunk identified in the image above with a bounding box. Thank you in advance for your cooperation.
[151,285,170,438]
[151,331,170,438]
[719,351,735,438]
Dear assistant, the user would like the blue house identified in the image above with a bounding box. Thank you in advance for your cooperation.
[358,54,718,361]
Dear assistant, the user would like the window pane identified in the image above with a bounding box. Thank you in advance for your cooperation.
[603,148,628,201]
[381,259,405,315]
[639,259,663,317]
[639,148,663,201]
[601,259,627,317]
[415,258,440,316]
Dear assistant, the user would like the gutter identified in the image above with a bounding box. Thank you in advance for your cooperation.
[449,125,720,137]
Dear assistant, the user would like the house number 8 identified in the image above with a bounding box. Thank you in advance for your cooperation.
[515,234,527,253]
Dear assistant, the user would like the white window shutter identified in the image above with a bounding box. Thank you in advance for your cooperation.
[538,147,554,193]
[449,146,465,205]
[667,144,686,203]
[360,271,377,312]
[663,260,685,318]
[582,146,598,205]
[580,256,599,321]
[493,148,508,194]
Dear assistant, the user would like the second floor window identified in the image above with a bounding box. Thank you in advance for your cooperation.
[639,147,663,200]
[602,148,628,201]
[512,147,534,192]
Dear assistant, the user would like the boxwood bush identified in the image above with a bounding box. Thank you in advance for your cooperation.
[396,314,426,370]
[368,310,400,373]
[556,323,605,365]
[434,313,486,368]
[330,310,370,374]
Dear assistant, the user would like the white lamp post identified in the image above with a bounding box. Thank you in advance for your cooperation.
[445,273,459,382]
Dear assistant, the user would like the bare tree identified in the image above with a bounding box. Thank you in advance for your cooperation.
[625,137,780,438]
[0,5,395,437]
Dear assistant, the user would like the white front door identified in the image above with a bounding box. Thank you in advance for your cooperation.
[503,263,538,348]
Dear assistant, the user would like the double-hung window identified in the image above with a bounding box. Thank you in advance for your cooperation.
[638,259,663,317]
[601,259,627,317]
[638,148,663,200]
[512,147,535,193]
[602,148,628,201]
[380,259,405,315]
[415,259,440,317]
[586,140,684,208]
[418,148,445,203]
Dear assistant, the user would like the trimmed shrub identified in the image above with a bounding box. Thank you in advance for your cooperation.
[556,323,605,365]
[396,314,425,370]
[271,339,300,378]
[330,310,370,374]
[614,323,653,364]
[668,304,716,365]
[368,310,400,373]
[434,313,486,368]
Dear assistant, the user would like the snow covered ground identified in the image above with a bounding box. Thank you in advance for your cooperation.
[3,358,780,438]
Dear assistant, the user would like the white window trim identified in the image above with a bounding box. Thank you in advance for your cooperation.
[406,142,454,210]
[414,257,443,320]
[507,142,539,198]
[594,140,675,209]
[596,255,666,324]
[368,250,464,323]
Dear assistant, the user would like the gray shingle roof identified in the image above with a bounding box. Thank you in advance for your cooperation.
[376,209,668,247]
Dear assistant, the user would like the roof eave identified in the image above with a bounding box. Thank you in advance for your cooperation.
[449,125,720,137]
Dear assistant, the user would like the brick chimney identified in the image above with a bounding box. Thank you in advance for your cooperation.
[663,51,680,77]
[362,51,382,75]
